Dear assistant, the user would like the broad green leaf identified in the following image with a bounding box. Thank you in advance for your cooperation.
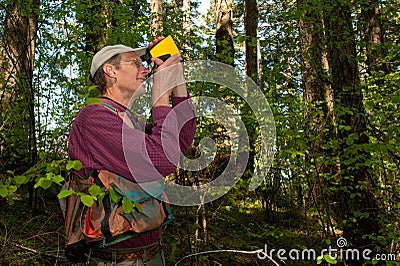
[88,184,102,197]
[66,160,83,171]
[73,160,83,170]
[46,172,54,179]
[37,179,52,189]
[324,254,337,264]
[97,192,105,203]
[8,185,17,193]
[66,161,74,171]
[34,179,41,189]
[365,100,374,110]
[58,189,75,198]
[377,236,386,245]
[346,137,354,145]
[109,189,120,203]
[392,95,400,104]
[0,187,8,198]
[13,175,28,185]
[122,196,133,213]
[52,175,64,184]
[38,152,47,160]
[317,255,323,264]
[81,194,94,206]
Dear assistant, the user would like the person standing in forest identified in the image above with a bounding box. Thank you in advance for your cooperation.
[66,37,196,265]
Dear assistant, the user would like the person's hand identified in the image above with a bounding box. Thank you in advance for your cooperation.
[151,54,184,106]
[147,36,165,50]
[147,36,181,71]
[152,53,182,71]
[148,36,187,104]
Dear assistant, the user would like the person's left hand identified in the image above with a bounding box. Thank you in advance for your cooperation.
[147,36,182,69]
[147,36,165,49]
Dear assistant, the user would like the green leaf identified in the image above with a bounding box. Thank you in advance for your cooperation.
[122,196,133,213]
[109,189,120,203]
[13,175,28,185]
[66,161,74,170]
[8,185,17,193]
[58,189,75,198]
[88,184,102,197]
[37,178,52,189]
[52,175,64,184]
[324,254,337,264]
[317,255,323,264]
[81,194,95,206]
[66,160,83,171]
[377,236,386,245]
[38,152,47,160]
[346,137,354,145]
[392,95,400,104]
[0,187,8,198]
[365,100,374,110]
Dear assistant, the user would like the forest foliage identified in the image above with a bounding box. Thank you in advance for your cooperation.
[0,0,399,265]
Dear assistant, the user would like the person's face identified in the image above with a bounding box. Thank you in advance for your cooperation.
[116,52,149,94]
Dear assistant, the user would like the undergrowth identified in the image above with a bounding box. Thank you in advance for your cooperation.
[0,188,333,266]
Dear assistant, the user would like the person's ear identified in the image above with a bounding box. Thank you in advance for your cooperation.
[103,63,117,78]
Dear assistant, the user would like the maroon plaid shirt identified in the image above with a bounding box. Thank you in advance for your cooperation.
[68,95,196,248]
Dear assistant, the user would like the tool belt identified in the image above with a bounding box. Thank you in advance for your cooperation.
[60,169,175,264]
[90,241,162,263]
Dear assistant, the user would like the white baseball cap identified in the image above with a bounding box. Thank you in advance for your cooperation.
[90,44,147,76]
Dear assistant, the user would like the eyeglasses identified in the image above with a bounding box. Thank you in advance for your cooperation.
[120,59,146,69]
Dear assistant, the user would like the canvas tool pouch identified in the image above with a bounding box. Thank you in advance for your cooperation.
[59,170,173,263]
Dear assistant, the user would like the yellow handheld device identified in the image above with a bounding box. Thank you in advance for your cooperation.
[141,36,180,64]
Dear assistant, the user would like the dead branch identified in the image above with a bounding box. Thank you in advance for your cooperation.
[12,242,65,260]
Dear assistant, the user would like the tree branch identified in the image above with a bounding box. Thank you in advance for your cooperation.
[12,242,65,260]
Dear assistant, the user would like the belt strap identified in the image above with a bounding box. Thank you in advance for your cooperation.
[93,171,113,241]
[91,241,162,263]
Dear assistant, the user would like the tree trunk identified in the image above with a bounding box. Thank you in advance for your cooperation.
[150,0,163,37]
[359,0,388,74]
[0,0,40,174]
[324,0,380,255]
[242,0,259,189]
[297,0,336,238]
[182,0,191,51]
[244,0,259,83]
[215,0,234,66]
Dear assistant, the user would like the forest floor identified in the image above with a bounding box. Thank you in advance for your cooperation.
[0,187,335,266]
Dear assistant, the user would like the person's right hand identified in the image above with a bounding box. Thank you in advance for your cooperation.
[151,53,184,107]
